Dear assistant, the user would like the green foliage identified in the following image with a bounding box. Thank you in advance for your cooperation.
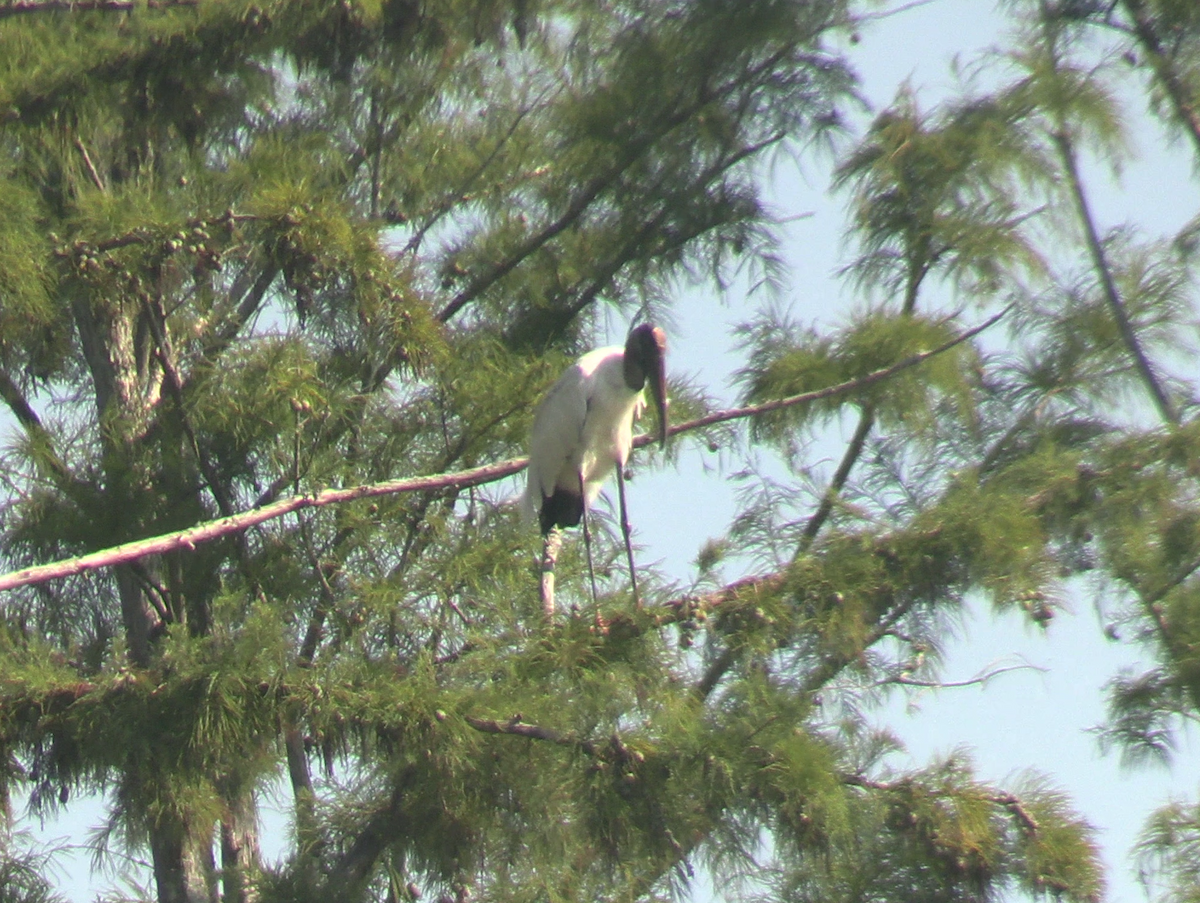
[834,88,1045,301]
[0,840,66,903]
[0,181,54,371]
[1135,796,1200,903]
[0,0,1197,901]
[739,311,979,442]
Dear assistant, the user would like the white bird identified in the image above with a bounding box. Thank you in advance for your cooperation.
[523,324,668,610]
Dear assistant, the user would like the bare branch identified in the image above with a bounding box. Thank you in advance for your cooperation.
[876,660,1048,690]
[0,458,528,592]
[460,713,601,757]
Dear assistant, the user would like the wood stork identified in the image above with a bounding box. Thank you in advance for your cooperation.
[523,324,668,612]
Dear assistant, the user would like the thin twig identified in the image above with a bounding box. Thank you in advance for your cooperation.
[876,660,1047,690]
[74,137,106,192]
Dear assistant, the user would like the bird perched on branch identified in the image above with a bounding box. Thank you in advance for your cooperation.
[523,324,668,613]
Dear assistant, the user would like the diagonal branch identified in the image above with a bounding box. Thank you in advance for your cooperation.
[1117,0,1200,160]
[74,136,106,192]
[0,308,1005,592]
[460,713,601,757]
[1040,8,1178,424]
[0,368,88,499]
[403,103,547,259]
[634,305,1008,450]
[141,293,235,518]
[555,131,790,328]
[0,457,525,593]
[797,405,875,551]
[1052,126,1178,424]
[841,772,1040,835]
[436,165,626,323]
[0,368,46,435]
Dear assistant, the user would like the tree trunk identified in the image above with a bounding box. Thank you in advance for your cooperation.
[149,820,218,903]
[221,793,262,903]
[115,566,158,668]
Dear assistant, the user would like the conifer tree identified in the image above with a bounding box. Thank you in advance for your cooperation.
[5,1,1200,902]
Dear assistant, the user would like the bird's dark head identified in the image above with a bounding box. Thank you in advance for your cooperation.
[624,324,668,447]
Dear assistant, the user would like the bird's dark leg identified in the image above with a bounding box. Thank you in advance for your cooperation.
[579,471,599,605]
[616,465,640,608]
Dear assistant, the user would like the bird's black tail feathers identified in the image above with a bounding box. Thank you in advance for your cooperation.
[540,489,584,534]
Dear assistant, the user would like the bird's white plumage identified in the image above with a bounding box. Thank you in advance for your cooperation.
[523,344,647,522]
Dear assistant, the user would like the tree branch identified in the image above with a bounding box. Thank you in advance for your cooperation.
[1037,13,1179,427]
[0,368,89,499]
[460,713,601,757]
[842,772,1040,836]
[73,136,106,192]
[874,659,1047,690]
[798,405,875,550]
[142,292,235,518]
[554,131,789,329]
[0,308,1006,592]
[0,368,45,435]
[435,165,627,323]
[1116,0,1200,160]
[402,104,546,259]
[634,306,1008,450]
[0,458,526,592]
[1053,126,1177,424]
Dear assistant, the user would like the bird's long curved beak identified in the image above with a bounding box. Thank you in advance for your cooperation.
[649,351,668,449]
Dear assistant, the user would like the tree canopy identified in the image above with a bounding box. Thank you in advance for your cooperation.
[0,1,1197,902]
